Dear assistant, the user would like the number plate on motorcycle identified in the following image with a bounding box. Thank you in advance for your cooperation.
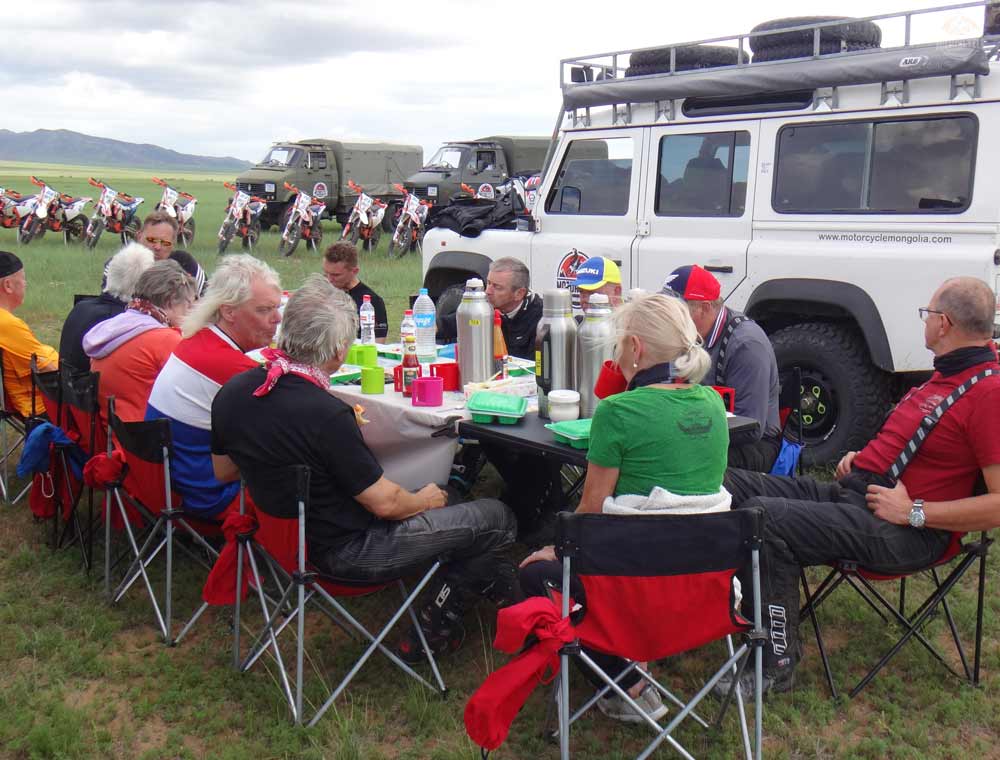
[295,193,313,214]
[100,188,118,214]
[358,194,373,213]
[234,191,251,213]
[404,195,420,214]
[163,188,178,205]
[42,187,58,205]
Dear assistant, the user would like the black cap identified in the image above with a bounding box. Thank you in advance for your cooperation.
[0,251,23,278]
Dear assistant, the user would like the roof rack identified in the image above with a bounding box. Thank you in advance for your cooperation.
[560,0,997,88]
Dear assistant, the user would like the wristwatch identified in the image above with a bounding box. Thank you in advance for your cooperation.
[908,499,926,529]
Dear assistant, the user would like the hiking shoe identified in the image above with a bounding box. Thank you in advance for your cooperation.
[712,668,795,700]
[597,684,668,724]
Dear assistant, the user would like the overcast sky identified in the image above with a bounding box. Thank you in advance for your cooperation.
[1,0,988,163]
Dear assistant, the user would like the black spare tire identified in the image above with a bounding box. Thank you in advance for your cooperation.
[752,40,881,62]
[749,16,882,53]
[625,44,746,77]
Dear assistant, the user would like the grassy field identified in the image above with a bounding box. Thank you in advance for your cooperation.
[2,163,1000,759]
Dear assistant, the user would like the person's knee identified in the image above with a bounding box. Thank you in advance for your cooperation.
[519,559,559,598]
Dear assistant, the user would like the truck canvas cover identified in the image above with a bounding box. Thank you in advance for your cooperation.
[561,42,990,110]
[300,139,422,196]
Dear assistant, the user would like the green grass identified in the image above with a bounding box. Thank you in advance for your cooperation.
[3,161,1000,758]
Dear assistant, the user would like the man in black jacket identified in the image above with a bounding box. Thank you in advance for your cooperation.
[485,257,542,361]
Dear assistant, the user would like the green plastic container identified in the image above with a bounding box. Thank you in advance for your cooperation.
[467,391,528,425]
[545,418,593,449]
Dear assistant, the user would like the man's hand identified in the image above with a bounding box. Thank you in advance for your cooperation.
[417,484,447,510]
[519,545,557,568]
[865,480,912,526]
[835,451,858,480]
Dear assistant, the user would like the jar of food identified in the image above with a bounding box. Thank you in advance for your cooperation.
[547,389,580,422]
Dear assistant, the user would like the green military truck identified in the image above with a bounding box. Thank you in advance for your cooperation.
[236,139,423,229]
[404,136,549,206]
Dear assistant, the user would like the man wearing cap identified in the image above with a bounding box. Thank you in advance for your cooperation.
[575,257,623,311]
[662,264,781,472]
[0,252,59,418]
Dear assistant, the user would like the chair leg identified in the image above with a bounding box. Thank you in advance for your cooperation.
[800,569,838,699]
[974,538,989,685]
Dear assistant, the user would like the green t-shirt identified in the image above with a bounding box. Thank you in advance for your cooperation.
[587,384,729,497]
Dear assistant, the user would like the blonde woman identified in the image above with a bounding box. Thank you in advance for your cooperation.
[519,293,730,723]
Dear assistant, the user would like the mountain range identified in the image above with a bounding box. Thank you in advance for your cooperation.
[0,129,250,171]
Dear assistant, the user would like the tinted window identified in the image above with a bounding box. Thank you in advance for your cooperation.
[774,116,975,214]
[310,152,327,170]
[545,137,632,216]
[656,131,751,216]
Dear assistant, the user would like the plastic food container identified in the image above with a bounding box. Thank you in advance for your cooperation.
[467,391,528,425]
[547,389,581,422]
[545,418,593,449]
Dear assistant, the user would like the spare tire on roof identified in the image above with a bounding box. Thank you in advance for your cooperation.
[749,16,882,53]
[752,39,881,62]
[625,45,746,77]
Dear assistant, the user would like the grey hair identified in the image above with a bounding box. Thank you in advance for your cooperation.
[612,293,712,383]
[489,257,530,292]
[133,260,197,309]
[278,274,358,367]
[104,243,155,301]
[937,277,995,338]
[182,254,280,338]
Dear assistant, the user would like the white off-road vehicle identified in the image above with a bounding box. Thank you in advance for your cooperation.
[421,2,1000,464]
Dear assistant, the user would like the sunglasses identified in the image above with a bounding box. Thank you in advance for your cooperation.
[144,235,174,249]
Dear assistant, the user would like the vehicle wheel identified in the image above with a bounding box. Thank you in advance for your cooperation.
[279,224,301,257]
[770,322,893,466]
[84,217,104,250]
[242,220,261,251]
[626,44,747,76]
[363,224,381,252]
[18,216,41,245]
[179,217,195,247]
[388,221,411,259]
[218,219,235,255]
[309,220,324,252]
[350,225,360,246]
[749,16,882,53]
[64,216,89,245]
[752,40,880,62]
[435,283,466,343]
[122,215,141,244]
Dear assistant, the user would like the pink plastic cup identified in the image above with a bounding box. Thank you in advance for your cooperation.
[411,376,444,407]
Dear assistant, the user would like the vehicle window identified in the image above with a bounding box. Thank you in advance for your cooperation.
[426,146,465,170]
[476,151,497,172]
[261,147,302,167]
[656,131,751,216]
[545,137,633,216]
[774,116,976,214]
[310,152,327,170]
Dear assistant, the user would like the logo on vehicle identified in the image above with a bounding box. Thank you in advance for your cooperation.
[899,56,928,68]
[556,248,590,309]
[477,183,496,200]
[312,182,329,199]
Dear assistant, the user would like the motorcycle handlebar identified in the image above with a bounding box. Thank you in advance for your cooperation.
[460,183,476,195]
[88,177,104,188]
[180,191,195,200]
[393,183,406,193]
[348,179,363,193]
[152,176,167,187]
[30,176,45,188]
[284,181,301,193]
[223,181,237,191]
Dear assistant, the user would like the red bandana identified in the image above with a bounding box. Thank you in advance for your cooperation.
[252,348,330,397]
[127,297,170,325]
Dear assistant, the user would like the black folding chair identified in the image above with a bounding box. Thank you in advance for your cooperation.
[551,509,766,760]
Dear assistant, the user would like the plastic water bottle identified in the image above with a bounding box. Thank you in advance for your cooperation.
[359,295,376,345]
[413,287,437,361]
[400,309,416,343]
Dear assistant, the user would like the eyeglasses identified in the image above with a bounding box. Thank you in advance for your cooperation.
[144,236,174,249]
[918,307,949,322]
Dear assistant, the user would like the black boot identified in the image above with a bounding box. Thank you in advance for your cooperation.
[397,580,468,665]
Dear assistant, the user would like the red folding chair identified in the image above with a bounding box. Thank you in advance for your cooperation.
[26,356,66,538]
[800,529,991,699]
[103,397,221,644]
[231,464,447,726]
[548,510,766,760]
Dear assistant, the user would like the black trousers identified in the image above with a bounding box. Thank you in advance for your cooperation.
[727,434,781,473]
[724,468,951,675]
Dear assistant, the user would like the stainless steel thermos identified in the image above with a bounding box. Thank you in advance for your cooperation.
[535,288,577,418]
[576,293,614,418]
[456,277,493,386]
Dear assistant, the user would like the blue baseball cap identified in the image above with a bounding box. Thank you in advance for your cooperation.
[575,257,622,291]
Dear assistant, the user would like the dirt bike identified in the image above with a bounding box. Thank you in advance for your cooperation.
[388,183,431,259]
[18,177,92,245]
[278,182,325,257]
[83,178,144,250]
[0,188,38,231]
[218,182,267,255]
[152,177,197,246]
[340,179,386,251]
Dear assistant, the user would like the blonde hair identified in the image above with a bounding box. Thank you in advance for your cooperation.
[612,294,711,383]
[181,254,280,338]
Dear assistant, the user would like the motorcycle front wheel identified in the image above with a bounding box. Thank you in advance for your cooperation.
[18,216,42,245]
[122,215,141,245]
[64,216,89,245]
[388,221,412,259]
[363,224,381,252]
[218,219,235,255]
[349,224,360,246]
[308,220,324,252]
[279,224,302,257]
[242,220,261,251]
[179,218,195,247]
[84,217,104,250]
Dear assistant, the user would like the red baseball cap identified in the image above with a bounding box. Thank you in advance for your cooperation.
[659,265,721,302]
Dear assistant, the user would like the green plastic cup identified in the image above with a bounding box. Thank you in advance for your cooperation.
[356,344,378,368]
[346,344,362,365]
[361,366,385,394]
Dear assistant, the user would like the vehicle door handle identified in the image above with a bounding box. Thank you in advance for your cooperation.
[704,265,733,273]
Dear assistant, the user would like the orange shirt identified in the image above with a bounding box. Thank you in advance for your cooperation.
[0,308,58,418]
[90,327,182,424]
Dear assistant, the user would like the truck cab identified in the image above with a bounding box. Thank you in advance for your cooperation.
[236,141,339,228]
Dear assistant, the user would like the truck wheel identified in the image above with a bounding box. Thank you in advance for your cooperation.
[770,322,892,466]
[626,44,745,76]
[435,283,465,343]
[752,40,880,62]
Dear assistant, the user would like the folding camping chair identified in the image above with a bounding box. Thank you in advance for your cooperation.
[28,355,68,547]
[799,529,992,699]
[550,509,766,760]
[233,465,447,727]
[103,398,220,644]
[1,347,35,504]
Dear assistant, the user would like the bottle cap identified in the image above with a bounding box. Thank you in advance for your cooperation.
[363,295,371,302]
[404,309,413,316]
[419,287,429,296]
[404,335,415,343]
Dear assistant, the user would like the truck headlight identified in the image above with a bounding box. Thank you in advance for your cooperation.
[265,183,276,193]
[427,186,438,197]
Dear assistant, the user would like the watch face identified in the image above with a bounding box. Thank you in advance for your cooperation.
[909,507,926,528]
